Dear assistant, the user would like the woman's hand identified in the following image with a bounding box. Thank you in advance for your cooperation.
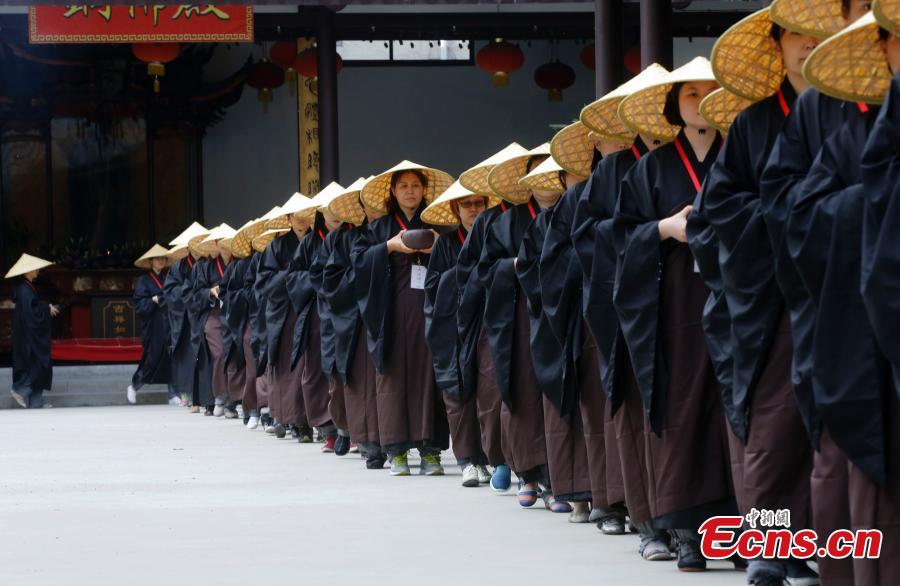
[152,295,160,305]
[210,285,220,299]
[658,206,692,243]
[386,232,416,255]
[49,304,60,317]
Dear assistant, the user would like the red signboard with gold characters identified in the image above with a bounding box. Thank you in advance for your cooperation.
[29,5,254,44]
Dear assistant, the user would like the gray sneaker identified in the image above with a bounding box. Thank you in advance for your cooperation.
[461,464,480,487]
[390,453,411,476]
[10,390,26,408]
[639,536,674,561]
[419,453,444,476]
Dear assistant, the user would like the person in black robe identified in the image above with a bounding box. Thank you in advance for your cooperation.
[697,20,820,585]
[351,168,450,477]
[243,250,269,429]
[8,256,56,409]
[614,76,736,571]
[165,246,206,412]
[221,251,254,425]
[424,190,492,487]
[128,249,175,405]
[256,216,307,439]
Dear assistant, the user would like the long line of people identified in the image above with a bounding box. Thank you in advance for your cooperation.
[114,1,898,584]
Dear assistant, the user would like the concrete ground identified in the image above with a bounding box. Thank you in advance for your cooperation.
[0,405,747,586]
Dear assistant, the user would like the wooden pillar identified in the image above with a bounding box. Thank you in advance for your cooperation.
[640,0,673,69]
[594,0,624,97]
[316,8,339,186]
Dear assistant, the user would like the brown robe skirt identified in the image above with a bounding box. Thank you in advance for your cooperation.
[476,328,505,467]
[646,245,734,527]
[499,287,548,476]
[444,392,483,464]
[269,308,304,426]
[544,397,591,501]
[375,258,438,451]
[615,363,653,524]
[345,321,379,445]
[328,375,348,431]
[240,323,259,413]
[579,327,625,508]
[300,310,332,428]
[204,307,245,403]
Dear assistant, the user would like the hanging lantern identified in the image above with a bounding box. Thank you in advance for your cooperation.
[580,44,596,70]
[270,41,299,95]
[534,60,575,101]
[294,47,344,79]
[132,43,181,94]
[624,46,642,75]
[476,38,525,87]
[246,59,285,113]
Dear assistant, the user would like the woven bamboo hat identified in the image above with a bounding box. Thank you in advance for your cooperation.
[167,244,189,262]
[699,88,756,134]
[231,209,278,259]
[487,143,551,204]
[5,253,54,279]
[197,223,237,257]
[309,181,347,212]
[580,64,670,141]
[770,0,845,38]
[222,220,253,256]
[874,0,900,34]
[459,143,530,196]
[169,221,208,247]
[134,244,172,270]
[711,8,787,101]
[618,57,718,141]
[252,228,289,253]
[804,12,893,104]
[422,180,502,226]
[328,177,369,225]
[550,122,598,177]
[274,192,316,228]
[361,161,454,213]
[518,157,566,193]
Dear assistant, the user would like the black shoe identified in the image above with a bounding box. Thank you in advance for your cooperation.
[365,456,385,469]
[274,423,286,439]
[676,540,707,572]
[731,554,748,571]
[297,423,313,443]
[289,425,300,440]
[334,435,351,456]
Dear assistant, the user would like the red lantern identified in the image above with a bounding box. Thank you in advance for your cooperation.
[476,39,525,87]
[132,43,181,93]
[534,60,576,101]
[294,47,344,79]
[580,44,596,71]
[270,41,299,95]
[624,46,642,75]
[246,59,285,113]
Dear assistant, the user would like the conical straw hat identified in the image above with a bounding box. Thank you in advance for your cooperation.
[421,180,503,226]
[310,181,346,211]
[222,220,253,256]
[167,244,189,262]
[274,192,316,227]
[487,143,551,204]
[874,0,900,34]
[700,88,756,134]
[252,228,289,254]
[197,223,237,257]
[803,12,893,104]
[231,209,277,259]
[134,244,172,270]
[618,56,718,141]
[550,121,597,178]
[770,0,845,38]
[361,161,455,213]
[169,221,208,247]
[518,157,566,193]
[4,253,54,279]
[328,177,369,225]
[711,8,787,101]
[580,63,670,141]
[459,143,529,196]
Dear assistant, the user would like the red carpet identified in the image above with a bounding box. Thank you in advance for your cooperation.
[52,338,143,362]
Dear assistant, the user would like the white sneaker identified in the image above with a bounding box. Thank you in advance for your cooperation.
[10,390,26,408]
[461,464,480,487]
[235,405,245,419]
[126,385,137,405]
[168,396,182,406]
[246,416,260,430]
[213,405,225,417]
[476,465,492,484]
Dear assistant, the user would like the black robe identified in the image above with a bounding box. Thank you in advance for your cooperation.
[311,226,347,377]
[324,225,364,378]
[191,257,227,344]
[613,131,722,433]
[287,228,327,368]
[11,280,52,393]
[786,104,888,486]
[455,203,508,400]
[425,227,466,398]
[697,81,796,443]
[759,89,868,441]
[164,254,200,395]
[222,257,251,371]
[256,231,301,367]
[132,270,171,387]
[861,72,900,378]
[571,141,647,411]
[350,204,434,373]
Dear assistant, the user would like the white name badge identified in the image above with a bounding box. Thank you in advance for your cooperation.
[410,264,427,290]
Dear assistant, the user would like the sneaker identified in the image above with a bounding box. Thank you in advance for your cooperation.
[349,442,359,454]
[235,404,244,419]
[10,390,26,408]
[476,465,492,484]
[321,436,337,453]
[334,435,350,456]
[297,423,313,443]
[126,385,137,405]
[262,415,275,433]
[461,464,480,487]
[274,423,286,439]
[366,455,386,470]
[168,396,182,407]
[490,464,512,493]
[676,540,707,572]
[223,407,238,419]
[420,453,444,476]
[213,405,225,417]
[569,506,591,523]
[189,405,200,414]
[390,453,411,476]
[204,406,214,416]
[785,560,819,586]
[639,536,674,561]
[246,416,260,430]
[180,393,190,406]
[600,517,626,535]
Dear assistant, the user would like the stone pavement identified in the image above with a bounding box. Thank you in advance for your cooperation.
[0,405,748,586]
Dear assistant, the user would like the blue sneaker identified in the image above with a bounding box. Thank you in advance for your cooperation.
[490,464,511,493]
